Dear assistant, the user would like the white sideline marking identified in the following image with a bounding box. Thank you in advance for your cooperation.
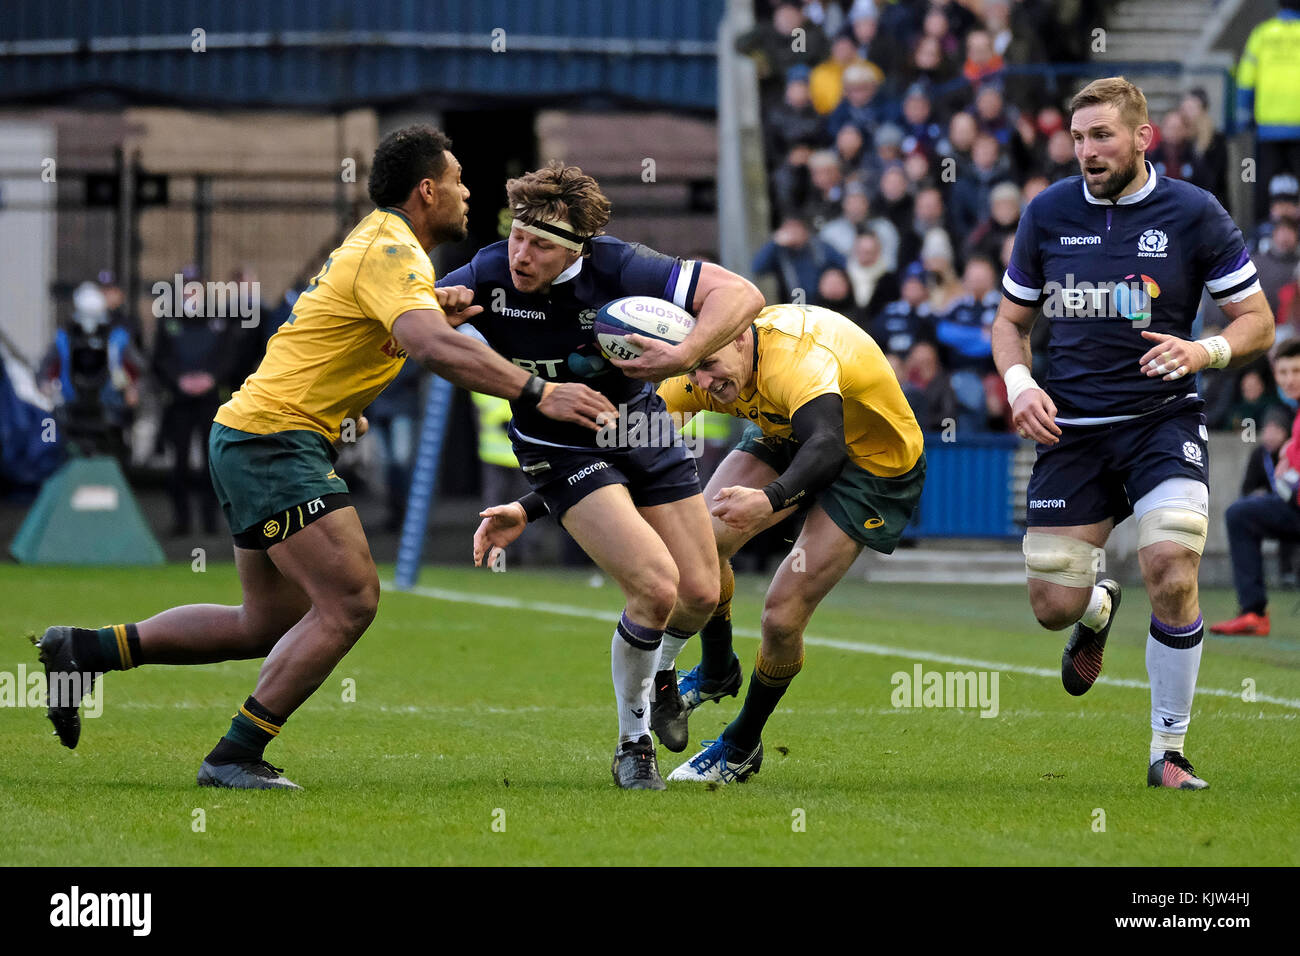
[382,581,1300,712]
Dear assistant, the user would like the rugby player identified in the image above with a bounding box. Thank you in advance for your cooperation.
[34,126,615,790]
[445,162,764,789]
[992,78,1275,789]
[475,302,926,783]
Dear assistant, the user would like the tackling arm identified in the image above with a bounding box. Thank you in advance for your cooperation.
[392,309,616,430]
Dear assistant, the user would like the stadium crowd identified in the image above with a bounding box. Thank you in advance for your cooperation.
[738,0,1273,436]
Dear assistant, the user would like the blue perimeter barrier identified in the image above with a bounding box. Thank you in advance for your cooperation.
[911,434,1021,539]
[393,375,455,590]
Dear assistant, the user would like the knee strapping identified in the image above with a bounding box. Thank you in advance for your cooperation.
[1138,507,1208,555]
[1023,532,1104,588]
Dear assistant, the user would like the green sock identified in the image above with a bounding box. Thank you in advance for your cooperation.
[205,696,285,764]
[71,624,141,671]
[722,652,803,751]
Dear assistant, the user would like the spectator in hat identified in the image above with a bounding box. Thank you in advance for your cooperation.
[1254,174,1300,253]
[973,82,1013,146]
[847,1,896,76]
[965,180,1022,263]
[874,261,936,362]
[862,122,905,181]
[826,61,887,140]
[900,84,944,158]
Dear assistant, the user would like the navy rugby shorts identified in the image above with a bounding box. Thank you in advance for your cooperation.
[1025,399,1208,527]
[509,394,701,520]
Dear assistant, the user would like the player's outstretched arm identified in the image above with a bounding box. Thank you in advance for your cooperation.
[616,264,764,382]
[472,502,528,567]
[1138,290,1275,381]
[393,309,617,430]
[992,298,1060,445]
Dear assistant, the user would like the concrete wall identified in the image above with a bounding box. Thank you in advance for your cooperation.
[0,121,56,365]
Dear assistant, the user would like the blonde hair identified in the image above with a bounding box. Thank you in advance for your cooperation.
[1069,76,1149,130]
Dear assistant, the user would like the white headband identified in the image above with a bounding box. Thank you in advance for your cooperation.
[511,217,587,252]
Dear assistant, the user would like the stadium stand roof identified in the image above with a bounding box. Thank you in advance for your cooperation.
[0,0,724,111]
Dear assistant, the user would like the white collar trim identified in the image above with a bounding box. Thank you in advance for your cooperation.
[1082,161,1158,206]
[551,256,584,285]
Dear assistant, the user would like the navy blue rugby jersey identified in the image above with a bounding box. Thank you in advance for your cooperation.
[1001,163,1260,420]
[439,236,701,448]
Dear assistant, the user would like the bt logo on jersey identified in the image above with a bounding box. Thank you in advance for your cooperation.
[1042,273,1157,326]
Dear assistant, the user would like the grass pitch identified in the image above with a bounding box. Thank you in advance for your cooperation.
[1,563,1296,866]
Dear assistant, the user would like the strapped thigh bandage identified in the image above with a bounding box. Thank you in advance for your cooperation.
[1133,477,1209,555]
[1023,532,1104,588]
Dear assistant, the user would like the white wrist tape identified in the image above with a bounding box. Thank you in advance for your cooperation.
[1003,364,1040,406]
[1197,335,1231,369]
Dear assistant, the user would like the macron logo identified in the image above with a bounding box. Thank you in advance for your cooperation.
[1059,235,1101,246]
[499,305,547,321]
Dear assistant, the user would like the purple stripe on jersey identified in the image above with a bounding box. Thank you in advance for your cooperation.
[1207,247,1249,280]
[663,261,681,302]
[1006,261,1038,289]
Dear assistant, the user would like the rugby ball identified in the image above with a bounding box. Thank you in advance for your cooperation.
[594,296,695,362]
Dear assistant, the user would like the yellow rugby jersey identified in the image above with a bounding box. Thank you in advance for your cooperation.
[658,304,924,477]
[215,208,441,441]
